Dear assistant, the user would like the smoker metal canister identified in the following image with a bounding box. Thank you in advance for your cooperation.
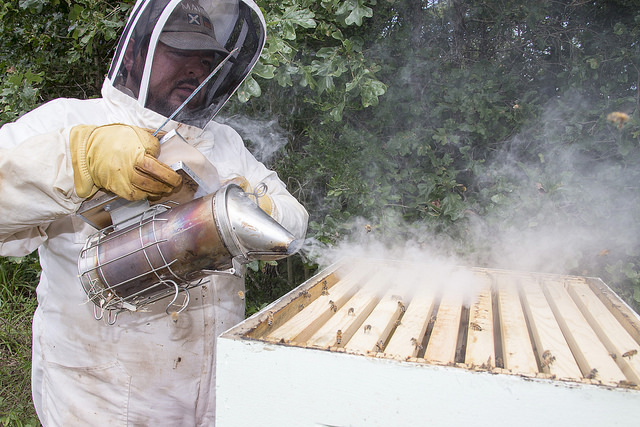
[77,184,300,313]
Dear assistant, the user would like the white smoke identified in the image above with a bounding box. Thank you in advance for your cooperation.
[217,115,289,164]
[300,218,483,305]
[299,90,639,305]
[471,92,639,278]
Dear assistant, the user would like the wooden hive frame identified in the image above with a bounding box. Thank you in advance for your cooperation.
[217,257,640,426]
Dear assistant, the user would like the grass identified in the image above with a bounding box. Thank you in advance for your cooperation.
[0,255,40,427]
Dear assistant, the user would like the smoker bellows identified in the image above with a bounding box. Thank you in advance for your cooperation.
[216,258,640,426]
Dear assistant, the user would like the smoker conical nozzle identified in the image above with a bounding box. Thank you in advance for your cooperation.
[214,184,301,262]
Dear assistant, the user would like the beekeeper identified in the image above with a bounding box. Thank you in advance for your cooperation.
[0,0,308,425]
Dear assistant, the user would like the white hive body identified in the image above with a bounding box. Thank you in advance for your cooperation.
[217,258,640,426]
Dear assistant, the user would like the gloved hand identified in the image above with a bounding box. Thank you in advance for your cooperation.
[223,176,273,216]
[70,124,182,201]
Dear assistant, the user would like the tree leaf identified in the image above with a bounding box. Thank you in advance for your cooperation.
[360,78,386,107]
[237,76,262,102]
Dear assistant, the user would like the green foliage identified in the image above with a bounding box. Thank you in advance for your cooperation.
[241,0,387,121]
[0,255,40,425]
[0,412,39,427]
[239,0,640,313]
[606,260,640,306]
[244,255,316,318]
[0,68,42,124]
[0,0,129,120]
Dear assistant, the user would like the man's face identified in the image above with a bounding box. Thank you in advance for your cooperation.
[131,41,217,117]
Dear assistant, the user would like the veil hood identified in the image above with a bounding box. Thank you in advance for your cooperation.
[106,0,266,129]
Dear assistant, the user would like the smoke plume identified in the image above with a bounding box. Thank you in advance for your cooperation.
[217,115,289,165]
[299,90,639,304]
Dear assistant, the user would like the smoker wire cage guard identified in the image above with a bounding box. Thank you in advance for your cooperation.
[216,257,640,426]
[78,202,196,323]
[77,184,299,325]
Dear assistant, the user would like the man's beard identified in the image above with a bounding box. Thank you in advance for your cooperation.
[146,78,203,118]
[145,94,175,118]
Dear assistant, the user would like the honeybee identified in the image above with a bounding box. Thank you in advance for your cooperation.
[410,337,423,351]
[328,300,337,312]
[469,322,482,331]
[298,290,311,299]
[336,330,343,345]
[364,324,372,333]
[237,290,245,300]
[348,307,355,316]
[298,304,305,311]
[541,350,556,368]
[375,340,385,352]
[622,349,638,359]
[607,111,630,129]
[586,368,598,379]
[482,356,492,369]
[618,380,638,389]
[266,311,274,326]
[397,301,406,313]
[170,311,179,323]
[321,282,329,296]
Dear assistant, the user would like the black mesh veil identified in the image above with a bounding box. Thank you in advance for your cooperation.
[107,0,265,128]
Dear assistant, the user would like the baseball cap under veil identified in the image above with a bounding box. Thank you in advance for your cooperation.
[108,0,265,128]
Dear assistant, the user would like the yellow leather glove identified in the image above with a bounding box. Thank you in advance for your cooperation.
[223,176,273,216]
[70,124,182,201]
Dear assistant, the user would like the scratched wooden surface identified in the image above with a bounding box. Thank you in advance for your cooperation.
[246,259,640,388]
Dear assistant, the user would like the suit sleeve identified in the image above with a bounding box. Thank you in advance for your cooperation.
[0,126,82,256]
[210,124,309,241]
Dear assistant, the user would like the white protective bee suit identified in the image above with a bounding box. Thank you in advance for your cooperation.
[0,0,308,425]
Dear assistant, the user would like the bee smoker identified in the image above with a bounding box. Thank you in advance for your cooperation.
[77,182,300,324]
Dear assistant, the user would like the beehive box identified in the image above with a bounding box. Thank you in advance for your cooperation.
[216,258,640,426]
